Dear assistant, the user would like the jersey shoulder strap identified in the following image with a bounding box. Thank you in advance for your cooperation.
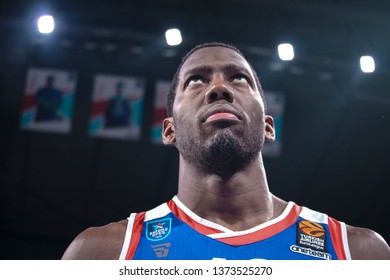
[299,206,351,260]
[119,202,171,259]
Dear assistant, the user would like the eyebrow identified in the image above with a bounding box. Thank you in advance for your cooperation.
[182,65,212,78]
[183,64,252,78]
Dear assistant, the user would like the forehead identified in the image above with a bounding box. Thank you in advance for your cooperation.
[179,47,253,77]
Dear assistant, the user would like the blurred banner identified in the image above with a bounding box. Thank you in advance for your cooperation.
[151,80,170,144]
[20,68,78,133]
[262,92,285,158]
[88,74,145,140]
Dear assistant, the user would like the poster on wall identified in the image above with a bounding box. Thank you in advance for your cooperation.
[88,74,145,140]
[151,80,171,144]
[20,68,78,133]
[262,91,285,157]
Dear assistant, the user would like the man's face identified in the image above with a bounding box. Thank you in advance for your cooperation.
[115,83,124,96]
[47,76,54,88]
[164,47,274,175]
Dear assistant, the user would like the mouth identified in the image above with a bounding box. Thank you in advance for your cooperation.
[202,107,242,124]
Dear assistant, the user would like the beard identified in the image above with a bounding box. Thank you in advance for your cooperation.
[175,123,264,177]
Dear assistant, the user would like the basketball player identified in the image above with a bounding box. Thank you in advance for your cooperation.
[62,43,390,260]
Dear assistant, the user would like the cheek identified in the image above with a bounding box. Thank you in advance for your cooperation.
[173,106,192,128]
[246,100,264,123]
[172,99,186,123]
[173,97,201,122]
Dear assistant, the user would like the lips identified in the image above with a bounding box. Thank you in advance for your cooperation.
[202,108,242,124]
[205,112,240,123]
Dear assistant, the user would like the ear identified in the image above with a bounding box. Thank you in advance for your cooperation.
[264,115,276,142]
[162,117,176,145]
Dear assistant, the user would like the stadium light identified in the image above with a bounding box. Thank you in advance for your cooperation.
[165,28,182,46]
[278,43,294,61]
[360,56,375,73]
[37,15,55,34]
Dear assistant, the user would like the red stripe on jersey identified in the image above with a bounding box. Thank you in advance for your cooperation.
[167,200,223,235]
[125,212,146,260]
[328,217,347,260]
[216,204,302,246]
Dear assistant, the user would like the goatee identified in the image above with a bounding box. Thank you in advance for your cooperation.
[177,128,263,178]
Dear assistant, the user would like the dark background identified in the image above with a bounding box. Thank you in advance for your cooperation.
[1,0,389,259]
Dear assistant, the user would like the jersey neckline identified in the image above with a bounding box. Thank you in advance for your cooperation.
[167,196,302,246]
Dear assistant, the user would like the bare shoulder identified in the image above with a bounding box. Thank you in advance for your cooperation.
[61,219,128,260]
[346,225,390,259]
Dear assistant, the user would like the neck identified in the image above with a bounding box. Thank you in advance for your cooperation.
[176,154,284,231]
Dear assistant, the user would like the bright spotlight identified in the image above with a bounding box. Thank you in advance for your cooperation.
[278,43,294,61]
[37,15,55,34]
[165,28,182,46]
[360,56,375,73]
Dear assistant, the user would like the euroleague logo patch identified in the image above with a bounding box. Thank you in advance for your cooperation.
[146,218,172,241]
[296,220,327,252]
[299,220,325,237]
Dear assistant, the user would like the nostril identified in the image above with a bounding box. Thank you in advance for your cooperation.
[223,92,232,101]
[209,92,218,101]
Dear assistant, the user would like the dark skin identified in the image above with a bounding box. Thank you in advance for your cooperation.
[62,47,390,260]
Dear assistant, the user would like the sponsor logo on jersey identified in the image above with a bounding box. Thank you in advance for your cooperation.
[290,245,332,260]
[146,218,172,241]
[296,220,327,252]
[151,243,171,258]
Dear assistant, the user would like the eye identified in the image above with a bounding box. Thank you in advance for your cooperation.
[231,74,250,84]
[187,76,206,87]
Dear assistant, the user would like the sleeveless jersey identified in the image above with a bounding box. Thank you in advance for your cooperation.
[119,196,351,260]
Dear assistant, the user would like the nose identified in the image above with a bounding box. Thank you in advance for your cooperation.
[205,77,235,104]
